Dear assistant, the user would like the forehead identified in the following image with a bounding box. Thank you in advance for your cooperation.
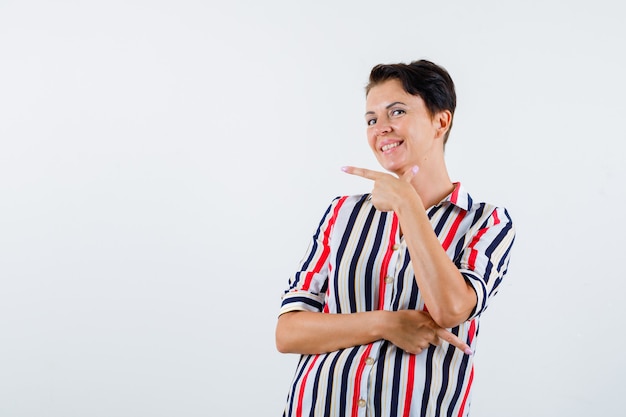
[365,78,423,109]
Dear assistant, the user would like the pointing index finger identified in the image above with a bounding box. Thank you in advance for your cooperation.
[436,328,473,356]
[341,166,384,181]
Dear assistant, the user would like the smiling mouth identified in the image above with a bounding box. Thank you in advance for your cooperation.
[381,142,402,152]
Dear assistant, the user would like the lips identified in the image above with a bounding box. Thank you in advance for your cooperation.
[380,140,403,152]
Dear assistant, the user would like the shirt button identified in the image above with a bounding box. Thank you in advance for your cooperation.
[385,276,393,284]
[358,399,366,408]
[393,244,400,251]
[366,357,374,365]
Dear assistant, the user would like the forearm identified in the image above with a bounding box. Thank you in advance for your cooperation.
[275,310,387,354]
[396,196,476,328]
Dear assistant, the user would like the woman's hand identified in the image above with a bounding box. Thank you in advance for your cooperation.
[341,165,421,212]
[383,310,472,355]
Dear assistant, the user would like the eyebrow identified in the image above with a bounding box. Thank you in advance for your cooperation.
[365,101,407,116]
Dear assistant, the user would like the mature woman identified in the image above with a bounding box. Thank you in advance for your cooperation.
[276,59,515,417]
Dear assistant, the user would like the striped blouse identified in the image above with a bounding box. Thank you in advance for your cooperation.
[279,183,515,417]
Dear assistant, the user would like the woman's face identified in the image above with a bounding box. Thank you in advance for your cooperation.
[365,78,440,176]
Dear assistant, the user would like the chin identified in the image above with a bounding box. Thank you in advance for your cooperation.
[380,162,404,176]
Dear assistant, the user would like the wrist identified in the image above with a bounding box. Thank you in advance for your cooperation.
[371,310,392,341]
[395,190,423,216]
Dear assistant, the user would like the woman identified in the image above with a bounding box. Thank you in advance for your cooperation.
[276,60,515,417]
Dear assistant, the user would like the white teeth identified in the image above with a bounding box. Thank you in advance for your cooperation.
[381,142,400,152]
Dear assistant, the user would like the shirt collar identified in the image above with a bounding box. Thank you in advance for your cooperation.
[436,182,472,211]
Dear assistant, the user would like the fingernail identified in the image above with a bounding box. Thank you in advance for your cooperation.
[412,165,419,175]
[464,348,473,356]
[340,166,348,172]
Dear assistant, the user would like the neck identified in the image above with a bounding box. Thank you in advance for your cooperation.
[410,160,454,209]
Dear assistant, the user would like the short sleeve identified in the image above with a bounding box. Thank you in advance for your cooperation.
[458,206,516,320]
[279,196,344,316]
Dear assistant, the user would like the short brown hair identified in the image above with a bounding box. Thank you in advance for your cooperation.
[366,60,457,146]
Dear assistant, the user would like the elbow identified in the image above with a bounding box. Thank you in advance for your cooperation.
[275,330,291,354]
[432,315,465,329]
[276,341,290,354]
[275,313,296,353]
[275,326,289,353]
[429,285,478,328]
[428,304,473,329]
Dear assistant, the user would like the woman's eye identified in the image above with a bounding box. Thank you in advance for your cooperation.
[391,109,405,117]
[367,118,376,126]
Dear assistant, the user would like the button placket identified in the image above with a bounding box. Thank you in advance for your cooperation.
[382,242,401,309]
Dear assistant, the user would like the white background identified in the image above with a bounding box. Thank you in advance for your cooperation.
[1,1,625,416]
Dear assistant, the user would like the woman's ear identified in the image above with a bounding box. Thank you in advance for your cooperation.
[434,110,452,140]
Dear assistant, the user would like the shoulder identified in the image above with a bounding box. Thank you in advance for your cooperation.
[465,201,516,247]
[470,201,513,227]
[454,184,513,223]
[455,186,514,236]
[327,194,371,210]
[320,194,374,226]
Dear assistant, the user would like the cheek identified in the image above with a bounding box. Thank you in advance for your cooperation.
[366,131,377,150]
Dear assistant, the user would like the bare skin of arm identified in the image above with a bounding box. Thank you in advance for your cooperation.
[342,166,477,328]
[395,189,477,327]
[276,310,472,356]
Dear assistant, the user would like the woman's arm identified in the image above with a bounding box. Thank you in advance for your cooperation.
[396,194,477,328]
[341,166,476,328]
[276,310,384,354]
[276,309,471,355]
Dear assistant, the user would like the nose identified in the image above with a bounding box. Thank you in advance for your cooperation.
[375,120,391,136]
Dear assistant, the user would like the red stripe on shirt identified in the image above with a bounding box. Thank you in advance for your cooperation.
[467,228,487,270]
[456,320,477,416]
[492,209,500,225]
[450,182,461,205]
[441,211,467,251]
[296,355,320,417]
[351,345,374,417]
[378,214,399,310]
[302,197,348,290]
[467,211,500,270]
[402,354,416,417]
[457,365,474,417]
[468,319,476,344]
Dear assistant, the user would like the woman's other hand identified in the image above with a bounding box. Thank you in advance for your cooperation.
[383,310,472,356]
